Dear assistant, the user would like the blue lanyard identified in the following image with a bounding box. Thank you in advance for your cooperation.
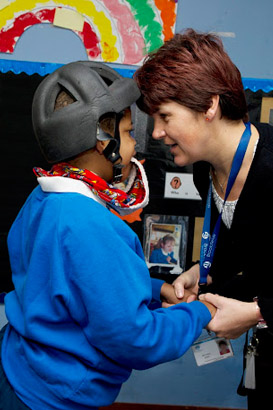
[199,122,252,284]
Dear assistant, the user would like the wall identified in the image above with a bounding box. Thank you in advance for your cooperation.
[176,0,273,80]
[0,0,273,81]
[2,0,272,408]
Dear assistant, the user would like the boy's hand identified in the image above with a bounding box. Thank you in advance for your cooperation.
[199,299,217,319]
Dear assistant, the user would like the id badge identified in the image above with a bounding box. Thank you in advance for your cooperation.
[192,334,234,366]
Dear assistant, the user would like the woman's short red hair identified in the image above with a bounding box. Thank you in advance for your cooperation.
[134,29,248,121]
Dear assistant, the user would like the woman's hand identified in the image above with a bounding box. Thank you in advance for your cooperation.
[172,263,200,299]
[199,293,259,339]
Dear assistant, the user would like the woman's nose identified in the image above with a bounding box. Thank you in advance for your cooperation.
[152,126,166,140]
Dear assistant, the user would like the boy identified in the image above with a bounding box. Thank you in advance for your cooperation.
[0,61,215,410]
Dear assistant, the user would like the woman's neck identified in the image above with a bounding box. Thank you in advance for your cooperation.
[209,121,259,200]
[209,120,245,174]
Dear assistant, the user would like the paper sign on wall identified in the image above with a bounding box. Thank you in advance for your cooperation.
[53,8,84,32]
[164,172,201,200]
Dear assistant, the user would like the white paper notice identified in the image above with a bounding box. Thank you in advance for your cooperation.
[164,172,201,200]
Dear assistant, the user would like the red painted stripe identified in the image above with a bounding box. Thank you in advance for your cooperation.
[0,8,101,59]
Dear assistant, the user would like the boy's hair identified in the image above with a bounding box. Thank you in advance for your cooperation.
[134,29,248,121]
[99,113,116,136]
[54,89,115,136]
[54,90,76,111]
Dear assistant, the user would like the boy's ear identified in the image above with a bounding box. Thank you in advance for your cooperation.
[96,140,110,154]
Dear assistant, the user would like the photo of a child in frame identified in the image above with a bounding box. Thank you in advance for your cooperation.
[144,215,189,273]
[150,234,177,265]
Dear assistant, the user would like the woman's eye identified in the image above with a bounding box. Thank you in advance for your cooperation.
[129,129,135,139]
[160,113,168,122]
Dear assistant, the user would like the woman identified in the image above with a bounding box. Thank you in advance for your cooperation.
[135,28,273,409]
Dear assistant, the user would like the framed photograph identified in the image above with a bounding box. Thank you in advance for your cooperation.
[143,214,189,273]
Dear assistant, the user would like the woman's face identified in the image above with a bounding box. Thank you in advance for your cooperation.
[152,101,207,167]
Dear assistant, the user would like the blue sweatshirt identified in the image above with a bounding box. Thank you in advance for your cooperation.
[2,180,211,410]
[150,248,177,264]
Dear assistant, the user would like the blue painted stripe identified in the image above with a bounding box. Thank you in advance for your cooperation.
[0,58,136,78]
[0,58,273,92]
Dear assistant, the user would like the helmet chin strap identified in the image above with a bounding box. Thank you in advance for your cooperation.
[102,112,124,183]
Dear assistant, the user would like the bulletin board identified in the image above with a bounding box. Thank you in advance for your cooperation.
[1,71,273,292]
[0,68,202,292]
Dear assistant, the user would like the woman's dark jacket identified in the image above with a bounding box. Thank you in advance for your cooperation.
[193,122,273,329]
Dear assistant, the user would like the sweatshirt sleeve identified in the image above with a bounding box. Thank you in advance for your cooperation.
[151,277,164,302]
[257,297,273,330]
[62,199,211,370]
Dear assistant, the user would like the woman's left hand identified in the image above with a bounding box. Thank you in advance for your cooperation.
[199,293,259,339]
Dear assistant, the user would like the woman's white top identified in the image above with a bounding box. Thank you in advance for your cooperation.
[212,138,259,229]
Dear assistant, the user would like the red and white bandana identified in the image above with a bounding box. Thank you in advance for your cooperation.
[33,158,149,215]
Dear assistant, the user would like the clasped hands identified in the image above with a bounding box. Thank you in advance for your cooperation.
[160,280,217,319]
[160,263,259,339]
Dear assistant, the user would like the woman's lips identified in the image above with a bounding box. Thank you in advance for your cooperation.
[169,143,178,154]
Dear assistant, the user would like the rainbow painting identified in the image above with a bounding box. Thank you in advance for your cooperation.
[0,0,178,65]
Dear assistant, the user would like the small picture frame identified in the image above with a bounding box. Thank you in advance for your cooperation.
[143,214,189,273]
[260,97,273,124]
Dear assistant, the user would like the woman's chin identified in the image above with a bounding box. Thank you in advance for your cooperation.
[173,155,189,167]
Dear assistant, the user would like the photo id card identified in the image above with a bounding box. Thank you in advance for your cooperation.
[192,336,234,366]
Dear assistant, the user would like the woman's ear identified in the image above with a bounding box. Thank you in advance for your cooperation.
[96,139,110,154]
[205,95,220,121]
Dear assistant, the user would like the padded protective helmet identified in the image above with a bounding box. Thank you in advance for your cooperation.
[32,61,141,164]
